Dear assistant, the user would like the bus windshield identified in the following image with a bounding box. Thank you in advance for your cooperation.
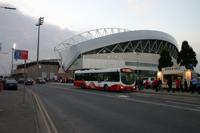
[121,72,135,85]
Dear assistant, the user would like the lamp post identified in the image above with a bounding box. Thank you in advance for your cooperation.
[0,6,16,10]
[36,17,44,78]
[11,43,16,76]
[134,52,140,77]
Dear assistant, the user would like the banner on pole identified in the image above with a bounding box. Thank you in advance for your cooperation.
[14,50,28,60]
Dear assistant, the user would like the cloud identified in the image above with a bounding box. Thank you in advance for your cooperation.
[0,3,75,75]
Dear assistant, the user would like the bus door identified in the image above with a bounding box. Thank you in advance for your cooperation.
[97,73,104,89]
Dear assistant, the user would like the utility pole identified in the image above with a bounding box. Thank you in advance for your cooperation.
[11,43,16,76]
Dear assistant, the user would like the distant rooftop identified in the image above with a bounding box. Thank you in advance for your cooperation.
[17,59,59,69]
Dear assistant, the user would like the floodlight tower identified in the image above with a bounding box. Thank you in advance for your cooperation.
[35,17,44,77]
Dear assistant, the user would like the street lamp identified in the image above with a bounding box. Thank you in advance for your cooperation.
[36,17,44,77]
[0,6,16,10]
[11,43,16,75]
[134,52,140,76]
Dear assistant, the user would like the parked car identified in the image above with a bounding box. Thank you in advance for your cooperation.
[25,78,34,85]
[36,78,46,84]
[18,78,25,84]
[4,79,18,90]
[194,78,200,94]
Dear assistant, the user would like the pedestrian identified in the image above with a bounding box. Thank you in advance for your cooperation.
[0,81,3,92]
[153,79,158,92]
[196,78,200,94]
[180,79,183,92]
[158,78,162,91]
[145,80,149,89]
[191,78,197,94]
[175,78,180,92]
[139,78,144,90]
[167,78,172,92]
[184,79,188,92]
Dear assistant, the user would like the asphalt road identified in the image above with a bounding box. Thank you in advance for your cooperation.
[30,83,200,133]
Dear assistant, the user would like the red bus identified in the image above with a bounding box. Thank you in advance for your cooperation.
[74,68,136,91]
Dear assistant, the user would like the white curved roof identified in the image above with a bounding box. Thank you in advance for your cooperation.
[54,28,178,71]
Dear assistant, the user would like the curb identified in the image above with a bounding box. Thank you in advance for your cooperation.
[31,91,59,133]
[48,82,73,86]
[137,89,200,98]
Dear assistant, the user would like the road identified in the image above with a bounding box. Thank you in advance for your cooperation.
[30,83,200,133]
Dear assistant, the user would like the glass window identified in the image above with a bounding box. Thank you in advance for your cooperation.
[97,73,104,81]
[104,72,120,82]
[121,72,135,85]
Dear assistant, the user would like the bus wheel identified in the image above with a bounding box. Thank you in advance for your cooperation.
[104,84,109,91]
[80,84,85,89]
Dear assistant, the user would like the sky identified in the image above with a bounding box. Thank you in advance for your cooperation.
[0,0,200,75]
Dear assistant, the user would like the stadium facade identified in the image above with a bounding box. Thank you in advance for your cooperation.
[54,28,179,77]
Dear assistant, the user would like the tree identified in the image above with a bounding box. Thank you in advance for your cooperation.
[177,41,198,69]
[158,49,173,71]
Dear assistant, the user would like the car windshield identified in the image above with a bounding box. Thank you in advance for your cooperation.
[6,79,17,84]
[121,72,135,85]
[27,78,33,80]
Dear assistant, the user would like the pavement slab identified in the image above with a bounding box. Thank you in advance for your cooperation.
[0,88,37,133]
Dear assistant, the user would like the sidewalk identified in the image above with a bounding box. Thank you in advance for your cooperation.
[0,87,37,133]
[138,88,200,97]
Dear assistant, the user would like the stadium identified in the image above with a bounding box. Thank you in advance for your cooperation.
[54,28,179,77]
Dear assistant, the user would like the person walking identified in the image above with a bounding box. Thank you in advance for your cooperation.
[167,78,172,92]
[180,79,183,92]
[196,78,200,94]
[153,79,158,92]
[184,79,188,92]
[139,78,144,90]
[0,81,3,92]
[175,78,180,92]
[137,78,143,91]
[191,78,197,94]
[158,78,162,91]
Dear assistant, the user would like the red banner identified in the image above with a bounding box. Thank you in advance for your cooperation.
[14,50,28,60]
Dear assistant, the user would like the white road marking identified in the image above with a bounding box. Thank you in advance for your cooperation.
[132,93,200,104]
[165,101,200,107]
[117,95,129,98]
[134,93,152,97]
[48,85,200,112]
[124,98,200,112]
[31,91,59,133]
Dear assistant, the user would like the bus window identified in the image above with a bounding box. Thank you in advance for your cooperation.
[105,72,120,82]
[121,72,135,85]
[97,73,104,81]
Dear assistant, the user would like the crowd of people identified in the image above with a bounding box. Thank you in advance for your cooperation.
[136,77,200,94]
[166,78,200,94]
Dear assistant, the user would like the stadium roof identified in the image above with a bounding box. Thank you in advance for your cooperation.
[54,28,178,71]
